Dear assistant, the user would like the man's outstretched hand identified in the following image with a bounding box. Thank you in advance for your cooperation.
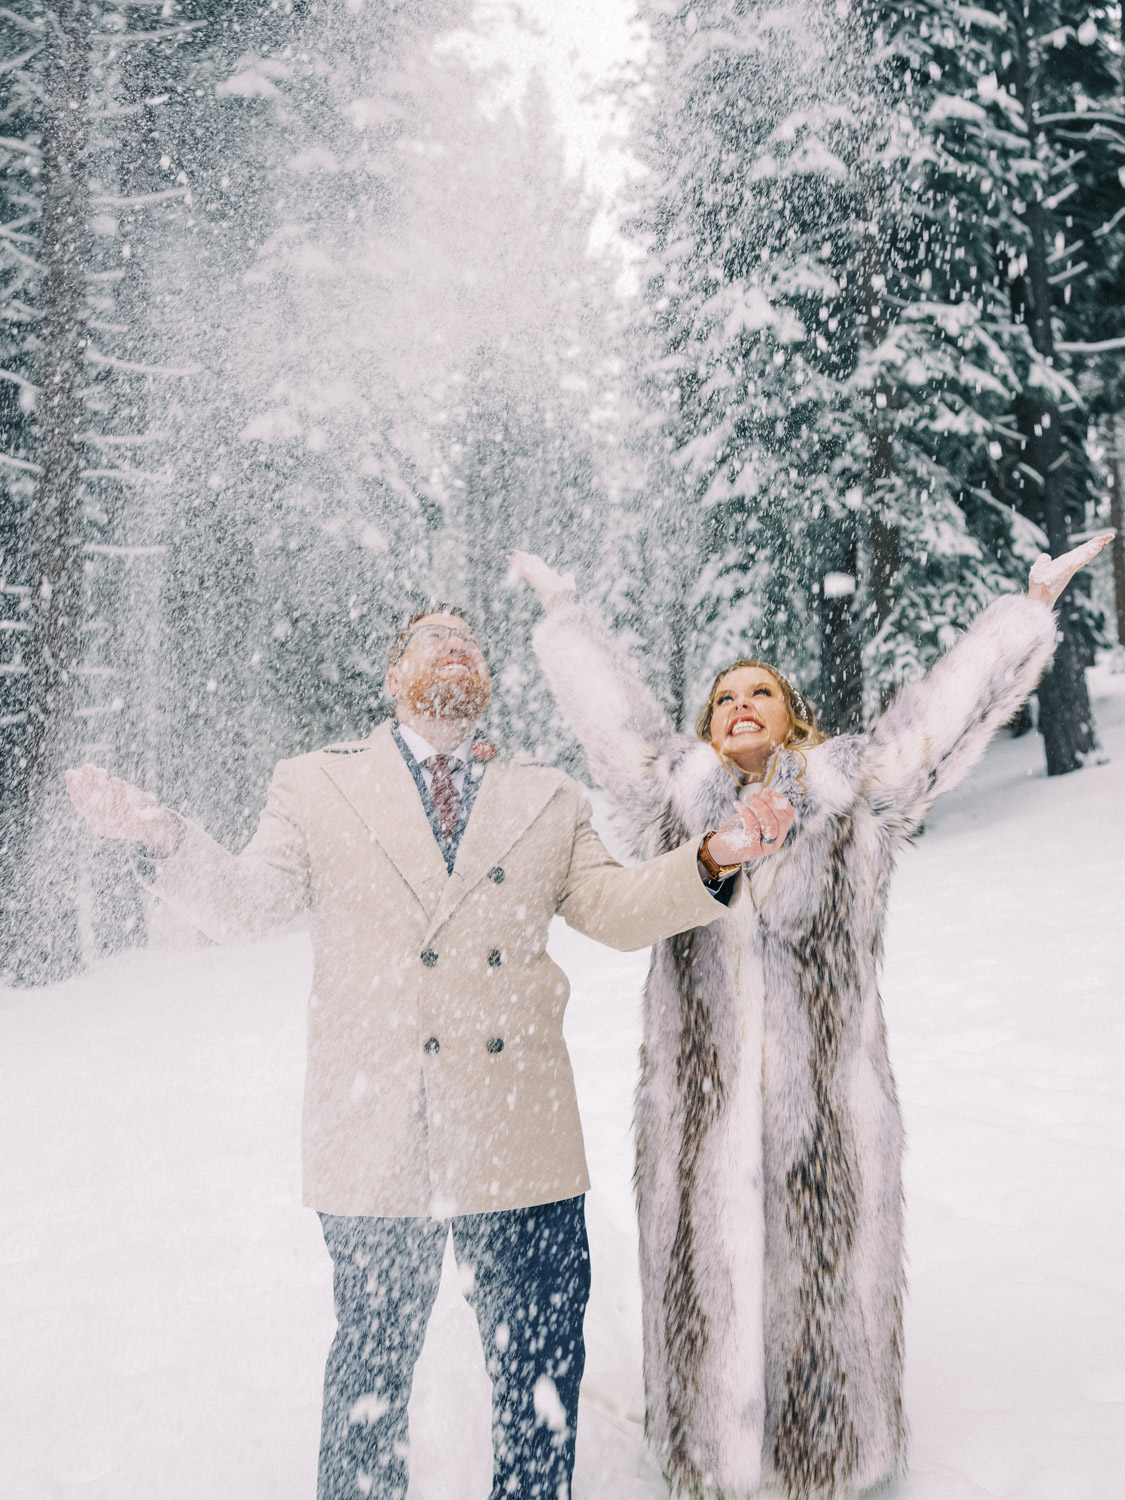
[65,764,182,856]
[1028,532,1113,607]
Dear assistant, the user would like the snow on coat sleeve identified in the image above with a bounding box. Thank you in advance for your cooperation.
[533,601,684,854]
[862,593,1058,836]
[137,759,310,944]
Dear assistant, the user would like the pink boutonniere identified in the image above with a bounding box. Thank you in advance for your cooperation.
[471,741,496,763]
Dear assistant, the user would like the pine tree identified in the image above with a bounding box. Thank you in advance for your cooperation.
[626,0,855,723]
[11,0,92,982]
[860,0,1042,691]
[995,0,1123,771]
[124,0,465,842]
[118,0,611,814]
[0,4,44,963]
[1043,7,1125,652]
[396,66,617,761]
[625,0,1011,734]
[77,2,218,955]
[626,0,1120,765]
[1,2,226,981]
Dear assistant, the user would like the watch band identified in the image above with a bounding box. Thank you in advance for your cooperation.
[698,830,741,881]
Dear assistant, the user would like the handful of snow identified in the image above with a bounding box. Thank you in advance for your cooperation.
[711,790,795,862]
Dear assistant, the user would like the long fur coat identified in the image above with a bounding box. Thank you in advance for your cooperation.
[533,593,1058,1500]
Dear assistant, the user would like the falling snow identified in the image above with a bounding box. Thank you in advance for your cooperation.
[1,1,1123,1497]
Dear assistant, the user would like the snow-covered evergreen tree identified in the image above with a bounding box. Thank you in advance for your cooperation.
[0,4,43,941]
[626,0,1011,731]
[1,2,235,980]
[859,0,1043,699]
[393,66,618,762]
[116,0,466,842]
[626,0,856,723]
[996,0,1123,769]
[111,1,614,827]
[625,0,1120,763]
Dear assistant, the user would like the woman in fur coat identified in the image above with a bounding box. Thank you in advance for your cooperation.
[510,535,1109,1500]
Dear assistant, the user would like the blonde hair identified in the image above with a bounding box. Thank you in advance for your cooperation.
[696,658,826,787]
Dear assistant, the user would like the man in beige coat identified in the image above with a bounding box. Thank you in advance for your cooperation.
[66,604,792,1500]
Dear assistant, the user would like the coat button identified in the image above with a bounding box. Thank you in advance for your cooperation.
[488,949,502,968]
[488,866,505,884]
[423,1036,440,1055]
[421,949,438,967]
[486,1037,504,1054]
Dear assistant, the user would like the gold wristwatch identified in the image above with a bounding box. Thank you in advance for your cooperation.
[698,830,741,881]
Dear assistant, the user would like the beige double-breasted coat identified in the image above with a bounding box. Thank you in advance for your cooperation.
[146,721,736,1217]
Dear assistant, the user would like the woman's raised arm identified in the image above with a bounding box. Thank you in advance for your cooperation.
[511,550,687,853]
[863,534,1112,837]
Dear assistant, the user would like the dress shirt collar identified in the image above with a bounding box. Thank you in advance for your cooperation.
[395,721,475,768]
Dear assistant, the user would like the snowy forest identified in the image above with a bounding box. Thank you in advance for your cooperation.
[3,7,1125,1500]
[1,0,1123,989]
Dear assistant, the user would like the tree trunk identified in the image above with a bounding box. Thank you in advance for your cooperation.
[1107,415,1125,646]
[818,522,864,733]
[89,13,169,958]
[818,213,885,734]
[665,493,697,733]
[863,218,899,648]
[667,576,690,733]
[1011,25,1097,776]
[13,1,92,983]
[1020,193,1096,775]
[868,400,900,715]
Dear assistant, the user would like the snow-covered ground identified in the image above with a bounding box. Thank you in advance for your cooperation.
[3,668,1125,1500]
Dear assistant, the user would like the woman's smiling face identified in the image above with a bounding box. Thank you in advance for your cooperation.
[709,664,793,774]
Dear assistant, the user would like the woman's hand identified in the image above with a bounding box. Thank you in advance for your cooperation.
[508,550,576,612]
[65,764,183,856]
[1028,532,1113,607]
[706,790,795,866]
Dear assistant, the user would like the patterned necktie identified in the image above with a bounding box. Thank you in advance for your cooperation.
[425,754,463,841]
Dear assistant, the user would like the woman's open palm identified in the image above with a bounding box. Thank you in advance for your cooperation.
[1029,532,1113,606]
[508,550,575,611]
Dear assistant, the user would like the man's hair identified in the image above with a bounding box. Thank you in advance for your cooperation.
[387,602,478,669]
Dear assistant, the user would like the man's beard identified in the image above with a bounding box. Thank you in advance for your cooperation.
[399,661,491,722]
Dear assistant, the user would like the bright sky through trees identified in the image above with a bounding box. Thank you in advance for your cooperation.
[442,0,646,253]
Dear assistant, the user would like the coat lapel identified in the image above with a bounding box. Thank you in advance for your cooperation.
[318,722,449,918]
[424,760,563,941]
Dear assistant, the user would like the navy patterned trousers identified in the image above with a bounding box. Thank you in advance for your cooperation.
[317,1195,590,1500]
